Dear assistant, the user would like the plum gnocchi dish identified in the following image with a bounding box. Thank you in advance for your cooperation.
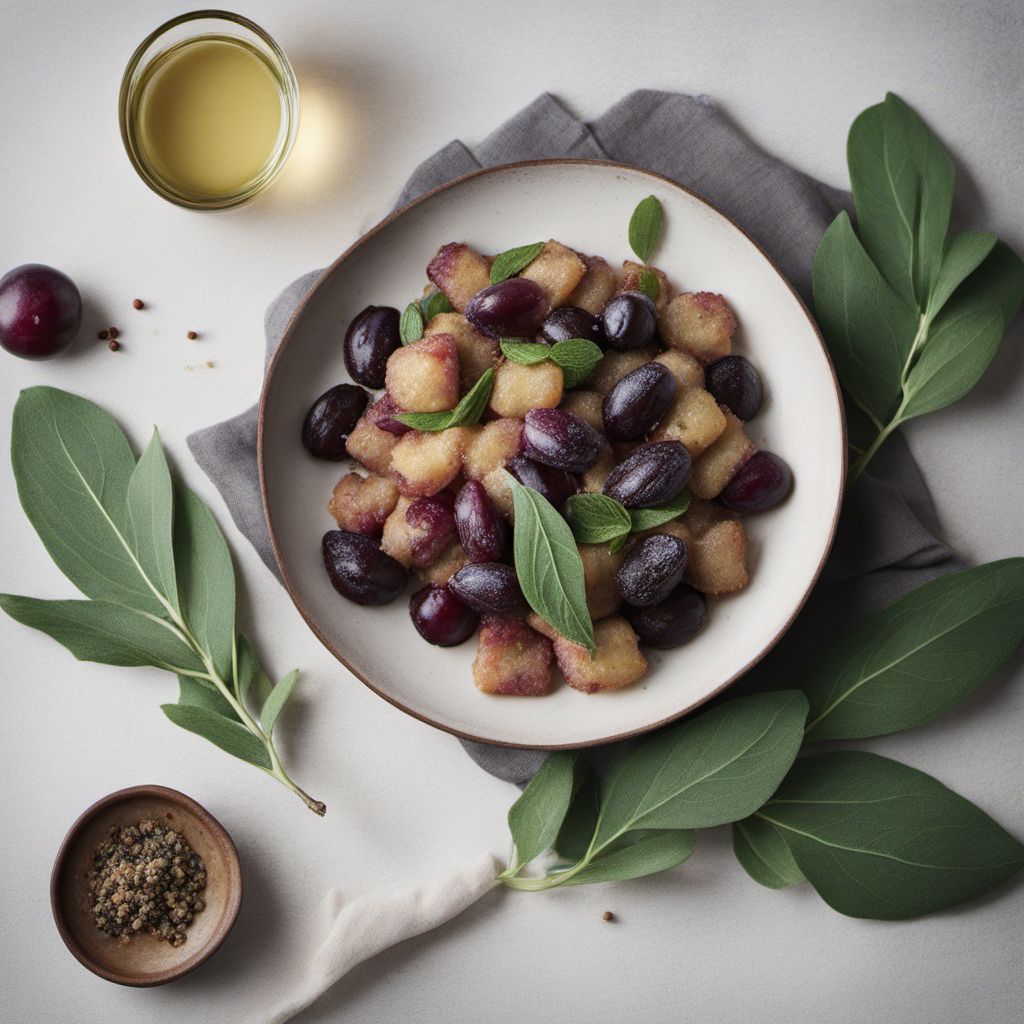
[302,198,792,697]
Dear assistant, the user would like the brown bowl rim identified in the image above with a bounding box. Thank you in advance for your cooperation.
[257,157,847,750]
[50,784,243,987]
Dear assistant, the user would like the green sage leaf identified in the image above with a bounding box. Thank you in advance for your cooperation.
[628,196,664,264]
[234,634,259,703]
[637,267,660,301]
[399,302,425,344]
[161,703,272,769]
[628,491,691,532]
[590,691,808,851]
[549,338,604,389]
[11,387,165,616]
[178,675,238,721]
[261,669,299,737]
[174,482,236,682]
[803,558,1024,741]
[566,493,632,546]
[848,93,954,309]
[555,768,600,862]
[490,242,545,284]
[812,211,919,424]
[396,368,495,431]
[561,829,696,886]
[500,339,552,365]
[758,751,1024,920]
[127,429,179,615]
[900,305,1005,420]
[924,231,997,323]
[0,595,204,673]
[732,816,805,890]
[507,751,584,872]
[509,477,595,653]
[949,239,1024,327]
[420,290,454,321]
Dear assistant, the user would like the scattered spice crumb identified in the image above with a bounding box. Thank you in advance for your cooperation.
[602,911,615,923]
[186,330,198,340]
[132,298,145,310]
[108,339,120,352]
[97,329,108,340]
[205,360,215,369]
[108,326,120,340]
[88,818,207,947]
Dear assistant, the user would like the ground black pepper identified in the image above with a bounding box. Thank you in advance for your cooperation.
[88,819,207,946]
[108,339,120,352]
[186,330,198,340]
[132,298,144,309]
[108,326,120,340]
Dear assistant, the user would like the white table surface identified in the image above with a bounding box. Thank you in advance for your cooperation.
[2,2,1022,1021]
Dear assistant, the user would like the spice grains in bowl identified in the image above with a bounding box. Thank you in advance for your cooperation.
[88,819,207,947]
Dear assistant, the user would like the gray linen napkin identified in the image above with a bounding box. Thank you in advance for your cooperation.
[187,91,955,783]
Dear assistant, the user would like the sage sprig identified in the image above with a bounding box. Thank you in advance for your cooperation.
[567,490,690,552]
[0,387,325,815]
[499,691,808,890]
[490,242,545,284]
[500,337,603,389]
[396,368,495,431]
[812,93,1024,482]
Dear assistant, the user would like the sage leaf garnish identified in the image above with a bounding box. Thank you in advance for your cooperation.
[628,195,664,263]
[490,242,545,284]
[567,490,690,550]
[756,751,1024,919]
[500,339,551,365]
[508,477,594,653]
[396,367,495,431]
[732,816,805,890]
[627,491,691,532]
[549,338,603,389]
[802,558,1024,741]
[813,93,1024,482]
[637,267,660,301]
[420,289,453,321]
[500,337,603,389]
[261,668,300,737]
[399,301,425,344]
[566,493,632,545]
[1,387,325,815]
[505,751,585,873]
[500,691,807,891]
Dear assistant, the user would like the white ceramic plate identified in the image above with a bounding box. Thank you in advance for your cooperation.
[259,160,845,749]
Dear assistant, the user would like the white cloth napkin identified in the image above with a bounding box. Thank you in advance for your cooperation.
[261,853,499,1024]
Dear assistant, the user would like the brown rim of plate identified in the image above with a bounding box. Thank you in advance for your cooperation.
[50,785,243,987]
[257,157,848,750]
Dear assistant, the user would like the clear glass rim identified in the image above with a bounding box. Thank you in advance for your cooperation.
[118,9,300,211]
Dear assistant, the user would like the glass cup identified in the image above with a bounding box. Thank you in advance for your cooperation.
[119,10,300,210]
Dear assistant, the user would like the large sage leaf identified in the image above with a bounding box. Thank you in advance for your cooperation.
[901,305,1005,420]
[509,478,594,652]
[11,387,165,616]
[952,240,1024,327]
[127,430,179,615]
[812,212,918,425]
[848,93,954,310]
[803,559,1024,741]
[174,482,236,681]
[507,751,583,871]
[561,829,695,886]
[0,595,204,673]
[555,768,600,862]
[758,751,1024,919]
[161,703,272,769]
[733,816,805,890]
[590,691,808,850]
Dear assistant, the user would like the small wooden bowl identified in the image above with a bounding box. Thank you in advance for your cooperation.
[50,785,242,986]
